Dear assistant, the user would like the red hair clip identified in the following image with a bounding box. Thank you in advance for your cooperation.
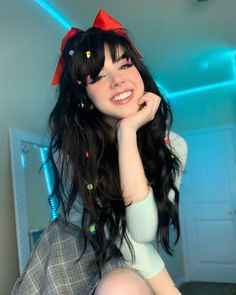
[164,137,170,145]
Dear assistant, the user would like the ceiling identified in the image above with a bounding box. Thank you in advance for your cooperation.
[47,0,236,96]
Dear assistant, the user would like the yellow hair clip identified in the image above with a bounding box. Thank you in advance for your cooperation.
[86,51,91,58]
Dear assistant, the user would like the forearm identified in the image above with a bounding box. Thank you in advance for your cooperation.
[118,126,149,205]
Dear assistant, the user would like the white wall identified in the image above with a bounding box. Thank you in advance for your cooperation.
[0,1,65,293]
[171,83,236,132]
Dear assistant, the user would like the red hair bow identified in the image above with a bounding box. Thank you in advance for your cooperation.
[51,9,141,86]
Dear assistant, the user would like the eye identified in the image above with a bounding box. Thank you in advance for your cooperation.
[120,63,133,70]
[119,58,133,70]
[87,75,107,84]
[95,75,106,82]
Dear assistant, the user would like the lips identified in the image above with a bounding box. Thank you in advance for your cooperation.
[112,90,132,104]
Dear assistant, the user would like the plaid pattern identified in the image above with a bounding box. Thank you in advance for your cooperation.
[12,217,102,295]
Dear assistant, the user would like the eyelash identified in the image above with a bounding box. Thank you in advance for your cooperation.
[87,76,104,84]
[87,62,133,84]
[120,62,133,70]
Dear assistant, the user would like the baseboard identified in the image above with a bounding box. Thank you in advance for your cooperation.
[175,276,187,288]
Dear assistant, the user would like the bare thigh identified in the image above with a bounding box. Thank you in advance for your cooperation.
[94,268,153,295]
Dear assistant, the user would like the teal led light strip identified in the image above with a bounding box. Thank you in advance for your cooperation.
[166,79,236,98]
[232,50,236,79]
[33,0,72,29]
[21,153,26,170]
[40,147,59,221]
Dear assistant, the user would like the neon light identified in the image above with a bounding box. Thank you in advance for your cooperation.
[166,79,236,98]
[40,147,59,220]
[155,81,169,98]
[232,50,236,79]
[33,0,73,30]
[21,153,26,170]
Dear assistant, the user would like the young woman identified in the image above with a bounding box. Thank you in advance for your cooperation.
[12,10,187,295]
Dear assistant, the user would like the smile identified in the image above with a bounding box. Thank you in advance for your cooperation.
[112,91,132,102]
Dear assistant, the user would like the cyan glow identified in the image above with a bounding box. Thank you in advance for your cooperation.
[199,61,209,70]
[232,50,236,79]
[220,49,236,79]
[40,147,58,221]
[33,0,72,30]
[166,79,236,98]
[21,153,26,170]
[159,49,236,98]
[155,81,169,98]
[219,49,236,79]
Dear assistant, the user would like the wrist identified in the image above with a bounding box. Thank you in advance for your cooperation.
[117,121,137,143]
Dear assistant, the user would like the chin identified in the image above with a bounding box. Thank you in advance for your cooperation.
[122,109,139,118]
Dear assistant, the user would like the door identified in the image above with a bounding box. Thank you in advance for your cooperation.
[180,125,236,283]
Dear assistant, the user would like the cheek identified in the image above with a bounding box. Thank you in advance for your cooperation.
[138,76,145,91]
[86,89,105,113]
[87,81,107,97]
[132,69,144,90]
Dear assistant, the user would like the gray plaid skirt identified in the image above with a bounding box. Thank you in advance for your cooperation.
[11,216,149,295]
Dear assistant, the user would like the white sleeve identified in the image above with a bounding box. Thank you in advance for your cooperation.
[126,188,158,243]
[125,131,188,242]
[168,131,188,203]
[119,228,165,279]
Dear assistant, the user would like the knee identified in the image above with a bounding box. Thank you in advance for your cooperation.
[94,268,152,295]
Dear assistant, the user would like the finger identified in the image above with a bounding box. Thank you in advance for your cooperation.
[139,94,159,114]
[139,92,160,105]
[143,95,161,119]
[137,92,151,104]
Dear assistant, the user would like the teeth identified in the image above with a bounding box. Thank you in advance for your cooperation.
[113,91,131,101]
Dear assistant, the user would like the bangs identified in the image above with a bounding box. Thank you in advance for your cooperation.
[71,29,135,85]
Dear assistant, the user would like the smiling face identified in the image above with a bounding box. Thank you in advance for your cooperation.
[86,45,145,128]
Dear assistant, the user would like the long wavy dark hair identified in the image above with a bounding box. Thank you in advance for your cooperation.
[48,27,182,269]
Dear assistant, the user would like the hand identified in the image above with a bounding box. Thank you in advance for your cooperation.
[117,92,161,136]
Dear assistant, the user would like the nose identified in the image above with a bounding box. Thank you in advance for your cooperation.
[109,71,125,88]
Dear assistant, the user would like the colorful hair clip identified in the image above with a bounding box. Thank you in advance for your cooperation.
[69,50,74,56]
[86,51,91,58]
[77,80,82,86]
[86,183,94,191]
[85,151,92,158]
[89,223,96,234]
[164,137,170,145]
